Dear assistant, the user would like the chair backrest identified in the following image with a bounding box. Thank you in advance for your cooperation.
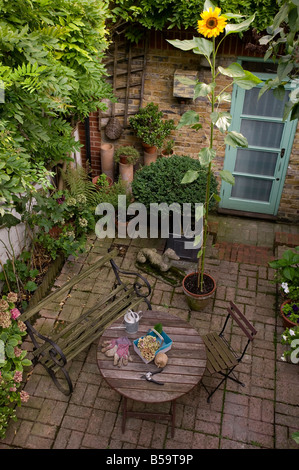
[219,301,257,361]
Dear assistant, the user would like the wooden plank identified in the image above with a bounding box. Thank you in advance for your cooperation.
[42,289,137,366]
[49,296,144,371]
[19,249,117,322]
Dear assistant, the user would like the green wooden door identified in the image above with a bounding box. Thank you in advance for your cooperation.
[219,77,297,216]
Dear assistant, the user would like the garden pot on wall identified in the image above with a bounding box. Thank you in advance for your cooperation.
[182,272,216,311]
[100,143,114,181]
[280,299,299,329]
[144,151,158,166]
[142,142,157,154]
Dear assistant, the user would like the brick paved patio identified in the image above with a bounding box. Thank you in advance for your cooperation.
[1,214,299,450]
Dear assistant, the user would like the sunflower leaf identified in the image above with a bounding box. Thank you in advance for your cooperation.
[225,14,256,35]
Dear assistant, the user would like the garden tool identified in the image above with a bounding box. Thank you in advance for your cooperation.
[140,369,164,385]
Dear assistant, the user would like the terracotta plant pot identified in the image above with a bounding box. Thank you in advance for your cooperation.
[100,143,114,181]
[119,162,134,184]
[144,151,157,166]
[161,149,174,157]
[142,142,157,154]
[182,272,216,311]
[92,175,113,190]
[280,299,299,329]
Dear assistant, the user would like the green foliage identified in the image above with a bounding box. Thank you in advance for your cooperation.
[114,146,141,165]
[23,189,96,260]
[0,251,39,295]
[281,325,299,362]
[0,293,31,440]
[282,302,299,324]
[268,247,299,299]
[97,178,132,209]
[132,155,218,211]
[129,102,175,148]
[259,0,299,121]
[110,0,280,42]
[0,0,113,212]
[61,165,104,207]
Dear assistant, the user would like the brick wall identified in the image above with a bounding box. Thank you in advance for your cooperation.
[83,29,299,222]
[78,111,102,178]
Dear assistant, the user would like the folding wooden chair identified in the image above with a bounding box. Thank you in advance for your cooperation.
[201,301,257,402]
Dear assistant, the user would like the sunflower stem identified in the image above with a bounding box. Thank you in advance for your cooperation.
[198,37,216,292]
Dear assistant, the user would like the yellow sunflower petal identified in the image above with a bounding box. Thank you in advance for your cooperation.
[197,7,227,38]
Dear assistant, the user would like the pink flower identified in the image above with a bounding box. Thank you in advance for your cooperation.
[11,308,21,320]
[14,347,22,357]
[13,371,22,383]
[9,386,17,392]
[20,391,29,403]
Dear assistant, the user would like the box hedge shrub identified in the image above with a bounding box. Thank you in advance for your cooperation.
[132,155,218,212]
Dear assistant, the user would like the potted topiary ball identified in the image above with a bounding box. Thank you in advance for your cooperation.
[114,146,140,184]
[129,102,175,159]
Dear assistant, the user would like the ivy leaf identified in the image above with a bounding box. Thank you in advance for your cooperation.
[225,131,248,148]
[181,170,199,184]
[220,170,235,185]
[177,110,200,129]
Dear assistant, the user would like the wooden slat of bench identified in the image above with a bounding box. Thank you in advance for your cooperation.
[31,283,127,358]
[203,332,238,374]
[51,296,145,372]
[19,249,118,323]
[48,287,135,355]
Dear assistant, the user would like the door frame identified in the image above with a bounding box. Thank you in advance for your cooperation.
[219,56,298,217]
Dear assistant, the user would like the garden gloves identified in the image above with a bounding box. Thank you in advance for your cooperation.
[101,337,133,367]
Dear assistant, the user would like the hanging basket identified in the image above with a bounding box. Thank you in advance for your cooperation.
[105,117,123,140]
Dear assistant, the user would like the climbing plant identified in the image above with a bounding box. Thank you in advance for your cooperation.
[0,0,113,214]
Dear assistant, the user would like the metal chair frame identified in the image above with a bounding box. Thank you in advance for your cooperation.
[202,301,257,402]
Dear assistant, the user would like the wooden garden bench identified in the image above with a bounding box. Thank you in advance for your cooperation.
[18,248,152,395]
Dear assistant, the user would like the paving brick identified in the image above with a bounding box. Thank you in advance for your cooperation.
[2,215,299,450]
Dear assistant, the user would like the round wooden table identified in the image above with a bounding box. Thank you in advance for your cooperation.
[97,310,207,437]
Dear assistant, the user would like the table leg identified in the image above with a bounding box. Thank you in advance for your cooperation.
[171,400,176,438]
[122,396,127,433]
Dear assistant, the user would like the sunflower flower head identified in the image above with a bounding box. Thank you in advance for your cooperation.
[197,7,227,38]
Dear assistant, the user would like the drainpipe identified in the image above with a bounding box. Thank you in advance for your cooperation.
[84,116,92,177]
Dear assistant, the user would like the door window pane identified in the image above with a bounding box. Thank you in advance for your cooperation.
[243,88,289,118]
[231,176,272,202]
[234,149,278,176]
[240,119,284,148]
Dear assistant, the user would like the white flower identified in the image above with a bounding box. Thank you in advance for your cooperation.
[281,282,289,294]
[79,217,88,228]
[280,355,286,361]
[289,329,295,336]
[282,335,288,341]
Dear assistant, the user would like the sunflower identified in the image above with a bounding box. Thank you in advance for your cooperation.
[197,7,227,38]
